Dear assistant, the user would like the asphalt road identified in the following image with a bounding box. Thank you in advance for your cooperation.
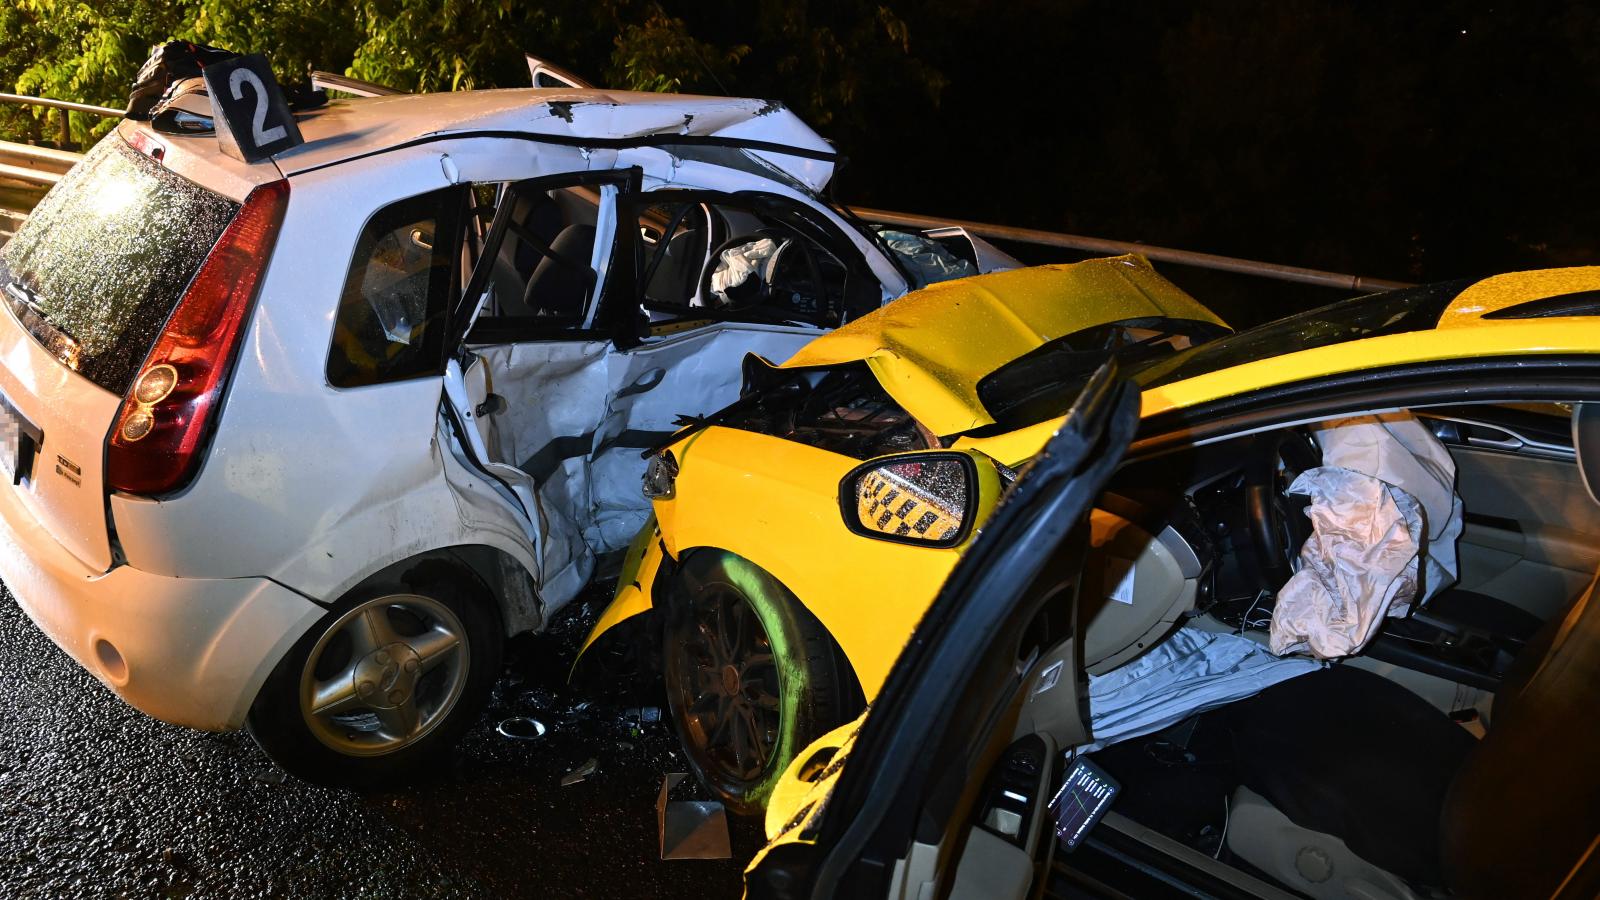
[0,582,762,898]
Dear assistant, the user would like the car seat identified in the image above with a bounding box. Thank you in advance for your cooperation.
[522,223,595,320]
[1217,405,1600,899]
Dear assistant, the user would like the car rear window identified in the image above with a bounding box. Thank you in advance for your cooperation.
[0,134,240,394]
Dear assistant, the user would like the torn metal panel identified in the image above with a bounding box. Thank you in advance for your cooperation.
[280,90,837,192]
[461,324,818,616]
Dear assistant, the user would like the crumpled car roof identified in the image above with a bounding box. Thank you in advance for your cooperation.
[275,88,836,190]
[773,254,1226,435]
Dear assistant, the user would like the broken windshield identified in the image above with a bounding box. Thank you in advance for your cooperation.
[974,318,1231,433]
[0,135,240,393]
[1130,280,1470,390]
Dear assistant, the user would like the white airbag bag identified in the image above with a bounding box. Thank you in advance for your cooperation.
[1270,414,1463,658]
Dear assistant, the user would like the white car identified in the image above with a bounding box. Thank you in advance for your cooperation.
[0,84,1015,785]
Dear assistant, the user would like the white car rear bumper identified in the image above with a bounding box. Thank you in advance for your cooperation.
[0,479,324,731]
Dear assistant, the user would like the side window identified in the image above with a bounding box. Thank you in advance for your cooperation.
[474,180,610,329]
[327,185,466,388]
[631,194,878,332]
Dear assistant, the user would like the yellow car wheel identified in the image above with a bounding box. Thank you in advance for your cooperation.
[662,550,858,814]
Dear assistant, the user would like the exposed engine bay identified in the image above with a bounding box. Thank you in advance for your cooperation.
[713,359,939,460]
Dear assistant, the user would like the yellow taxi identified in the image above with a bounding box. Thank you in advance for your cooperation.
[575,254,1227,810]
[579,263,1600,900]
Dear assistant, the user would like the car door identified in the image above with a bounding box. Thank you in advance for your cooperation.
[1419,404,1600,621]
[745,364,1142,900]
[443,177,887,610]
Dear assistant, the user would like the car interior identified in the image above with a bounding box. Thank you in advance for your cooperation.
[937,399,1599,900]
[476,180,608,327]
[630,194,879,332]
[465,183,881,339]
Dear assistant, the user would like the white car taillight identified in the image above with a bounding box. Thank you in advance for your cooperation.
[107,179,289,495]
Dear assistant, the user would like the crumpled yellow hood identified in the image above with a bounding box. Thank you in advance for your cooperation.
[775,255,1224,435]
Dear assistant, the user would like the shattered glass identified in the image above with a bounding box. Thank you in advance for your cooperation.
[1,135,239,394]
[878,229,976,287]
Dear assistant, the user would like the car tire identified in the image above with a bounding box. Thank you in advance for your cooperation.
[247,567,502,789]
[662,549,858,814]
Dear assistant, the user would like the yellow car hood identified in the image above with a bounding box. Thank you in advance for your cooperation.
[774,254,1224,435]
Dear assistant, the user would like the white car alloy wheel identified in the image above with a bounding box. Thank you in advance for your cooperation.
[297,593,471,757]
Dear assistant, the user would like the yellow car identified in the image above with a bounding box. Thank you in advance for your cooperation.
[584,264,1600,895]
[741,361,1599,900]
[574,255,1228,809]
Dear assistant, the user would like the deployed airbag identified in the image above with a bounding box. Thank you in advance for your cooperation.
[1081,627,1322,752]
[709,238,779,305]
[1270,414,1464,658]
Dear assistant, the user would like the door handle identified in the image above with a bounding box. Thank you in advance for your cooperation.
[616,367,666,399]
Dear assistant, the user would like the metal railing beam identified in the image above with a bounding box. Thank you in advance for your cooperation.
[849,206,1413,292]
[0,93,123,118]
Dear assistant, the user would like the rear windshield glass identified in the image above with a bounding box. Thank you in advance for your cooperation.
[0,134,240,394]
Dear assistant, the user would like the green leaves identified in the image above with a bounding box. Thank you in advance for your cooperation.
[0,0,944,151]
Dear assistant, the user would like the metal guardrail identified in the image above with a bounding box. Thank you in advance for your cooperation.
[309,71,403,98]
[850,207,1414,292]
[0,141,79,186]
[0,92,123,118]
[0,92,1412,291]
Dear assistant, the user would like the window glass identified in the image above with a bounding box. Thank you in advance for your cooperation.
[327,186,465,388]
[632,195,876,331]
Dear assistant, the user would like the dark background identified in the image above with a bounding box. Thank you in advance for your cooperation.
[800,2,1600,290]
[675,1,1600,325]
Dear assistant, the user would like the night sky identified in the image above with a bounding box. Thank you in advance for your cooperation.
[695,2,1599,320]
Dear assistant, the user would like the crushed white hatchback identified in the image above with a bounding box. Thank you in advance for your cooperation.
[0,84,1015,785]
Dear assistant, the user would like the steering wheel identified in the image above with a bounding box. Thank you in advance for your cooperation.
[701,232,782,308]
[1244,429,1322,589]
[700,229,827,317]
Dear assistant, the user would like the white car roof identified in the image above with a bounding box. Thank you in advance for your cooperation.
[273,88,838,191]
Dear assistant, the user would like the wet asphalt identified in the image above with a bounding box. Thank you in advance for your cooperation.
[0,582,762,898]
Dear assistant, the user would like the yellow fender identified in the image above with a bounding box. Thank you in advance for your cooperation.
[575,427,1002,698]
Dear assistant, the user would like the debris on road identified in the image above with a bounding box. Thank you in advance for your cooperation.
[561,757,598,787]
[657,773,731,860]
[495,717,547,741]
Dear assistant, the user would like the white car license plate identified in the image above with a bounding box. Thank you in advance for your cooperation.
[0,393,40,485]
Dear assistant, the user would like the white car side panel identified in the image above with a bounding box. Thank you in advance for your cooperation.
[0,453,322,731]
[472,323,820,579]
[111,145,544,613]
[0,306,121,572]
[112,133,894,628]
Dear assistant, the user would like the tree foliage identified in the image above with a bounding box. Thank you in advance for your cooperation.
[0,0,940,146]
